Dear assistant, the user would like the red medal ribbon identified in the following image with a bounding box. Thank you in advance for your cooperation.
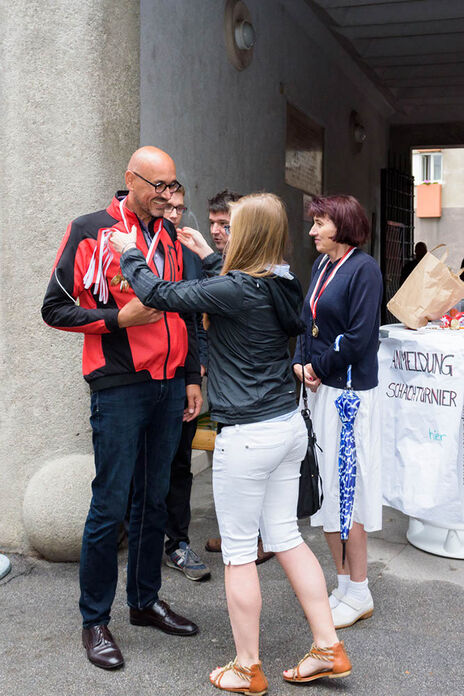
[119,196,164,273]
[309,247,356,323]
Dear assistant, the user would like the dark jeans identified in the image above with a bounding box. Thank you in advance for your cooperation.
[164,414,197,556]
[79,378,185,628]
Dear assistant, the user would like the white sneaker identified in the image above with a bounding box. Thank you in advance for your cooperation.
[0,554,11,580]
[331,591,374,629]
[328,587,345,609]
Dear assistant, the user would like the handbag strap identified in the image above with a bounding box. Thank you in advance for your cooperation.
[299,332,323,455]
[299,330,314,411]
[300,334,308,410]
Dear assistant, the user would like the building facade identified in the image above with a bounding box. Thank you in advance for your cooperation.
[413,148,464,268]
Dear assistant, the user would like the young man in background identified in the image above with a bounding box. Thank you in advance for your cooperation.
[163,188,210,581]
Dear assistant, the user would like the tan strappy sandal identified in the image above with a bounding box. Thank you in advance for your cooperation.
[210,657,268,695]
[283,640,352,683]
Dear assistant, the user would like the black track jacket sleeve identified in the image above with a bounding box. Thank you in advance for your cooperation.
[120,249,244,315]
[41,218,120,333]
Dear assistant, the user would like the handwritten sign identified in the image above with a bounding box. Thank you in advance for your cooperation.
[379,326,464,525]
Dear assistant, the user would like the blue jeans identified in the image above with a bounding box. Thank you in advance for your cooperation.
[79,378,185,628]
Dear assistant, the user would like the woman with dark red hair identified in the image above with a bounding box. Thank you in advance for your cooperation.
[293,194,383,631]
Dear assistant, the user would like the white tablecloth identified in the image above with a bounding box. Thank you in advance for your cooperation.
[379,324,464,528]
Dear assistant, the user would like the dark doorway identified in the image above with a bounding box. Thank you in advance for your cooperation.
[380,168,415,323]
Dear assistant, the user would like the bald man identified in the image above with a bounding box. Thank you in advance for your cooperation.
[42,146,202,670]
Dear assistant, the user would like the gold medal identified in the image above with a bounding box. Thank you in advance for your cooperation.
[111,273,131,292]
[111,273,124,286]
[312,322,319,338]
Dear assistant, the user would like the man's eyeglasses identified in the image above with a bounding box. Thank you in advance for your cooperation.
[130,170,182,194]
[164,204,187,215]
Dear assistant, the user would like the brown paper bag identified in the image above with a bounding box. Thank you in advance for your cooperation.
[387,244,464,329]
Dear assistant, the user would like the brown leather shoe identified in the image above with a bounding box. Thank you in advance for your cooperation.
[256,538,275,565]
[205,536,222,552]
[82,625,124,670]
[129,599,199,636]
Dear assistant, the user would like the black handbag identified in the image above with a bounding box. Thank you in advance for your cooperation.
[297,336,323,519]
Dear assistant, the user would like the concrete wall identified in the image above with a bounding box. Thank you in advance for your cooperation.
[140,0,391,286]
[442,149,464,208]
[414,208,464,270]
[0,0,140,551]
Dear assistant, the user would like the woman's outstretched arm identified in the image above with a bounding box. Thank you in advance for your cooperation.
[119,247,244,316]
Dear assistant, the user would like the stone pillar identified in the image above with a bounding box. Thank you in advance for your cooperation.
[0,0,140,551]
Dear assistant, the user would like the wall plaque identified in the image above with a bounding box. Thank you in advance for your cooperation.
[285,104,324,196]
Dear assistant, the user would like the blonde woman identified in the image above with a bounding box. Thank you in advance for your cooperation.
[110,193,351,694]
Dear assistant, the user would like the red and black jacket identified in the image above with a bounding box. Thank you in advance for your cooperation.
[42,192,200,391]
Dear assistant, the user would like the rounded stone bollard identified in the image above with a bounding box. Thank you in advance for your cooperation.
[23,454,94,562]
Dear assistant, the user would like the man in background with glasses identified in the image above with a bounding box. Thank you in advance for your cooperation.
[42,146,202,671]
[162,188,211,582]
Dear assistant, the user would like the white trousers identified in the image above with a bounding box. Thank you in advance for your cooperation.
[212,411,308,565]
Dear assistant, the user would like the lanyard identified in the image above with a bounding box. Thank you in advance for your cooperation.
[82,199,165,303]
[309,247,355,323]
[119,197,163,270]
[145,219,164,270]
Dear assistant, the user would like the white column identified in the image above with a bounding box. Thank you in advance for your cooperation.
[0,0,140,551]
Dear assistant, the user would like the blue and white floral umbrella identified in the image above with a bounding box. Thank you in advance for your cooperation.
[334,336,361,565]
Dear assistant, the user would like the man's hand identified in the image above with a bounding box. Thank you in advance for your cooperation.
[177,227,214,259]
[293,363,321,393]
[200,364,207,378]
[117,297,163,328]
[184,384,203,422]
[110,225,137,255]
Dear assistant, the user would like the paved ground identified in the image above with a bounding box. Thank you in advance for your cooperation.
[1,467,464,696]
